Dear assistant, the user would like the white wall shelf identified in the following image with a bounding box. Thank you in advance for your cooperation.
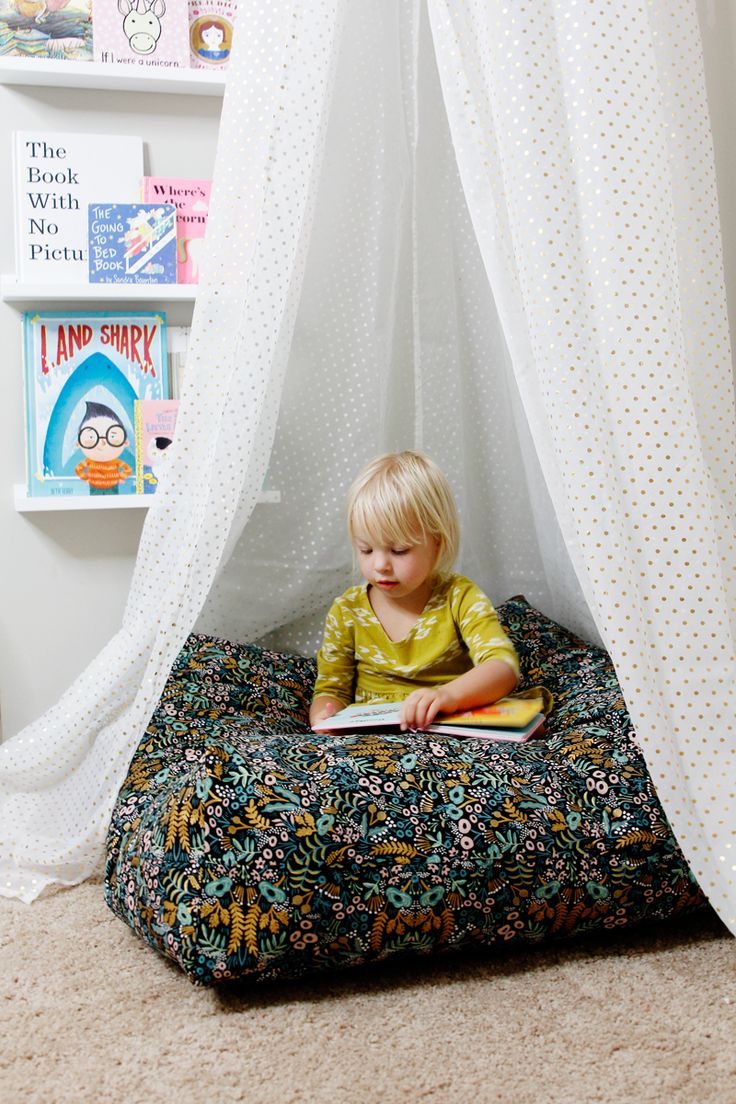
[0,58,226,96]
[0,47,227,732]
[15,485,281,512]
[1,275,197,308]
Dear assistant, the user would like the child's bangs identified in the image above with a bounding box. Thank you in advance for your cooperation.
[350,492,425,550]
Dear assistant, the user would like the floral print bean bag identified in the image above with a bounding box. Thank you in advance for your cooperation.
[104,597,705,985]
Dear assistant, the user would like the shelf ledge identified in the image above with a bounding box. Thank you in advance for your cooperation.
[1,275,198,306]
[0,57,226,95]
[14,485,281,512]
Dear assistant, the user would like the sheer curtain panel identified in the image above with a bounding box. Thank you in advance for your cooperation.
[1,1,734,934]
[428,0,736,930]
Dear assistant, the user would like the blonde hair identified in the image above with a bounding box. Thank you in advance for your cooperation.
[347,450,460,576]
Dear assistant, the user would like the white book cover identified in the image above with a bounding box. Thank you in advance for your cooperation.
[13,131,144,284]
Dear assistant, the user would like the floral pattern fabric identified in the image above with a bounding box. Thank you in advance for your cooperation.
[104,597,704,985]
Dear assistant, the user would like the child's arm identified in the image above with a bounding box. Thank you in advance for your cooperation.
[400,578,521,730]
[311,596,355,730]
[399,658,518,731]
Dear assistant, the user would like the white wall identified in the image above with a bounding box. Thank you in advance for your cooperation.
[1,1,735,738]
[0,81,221,737]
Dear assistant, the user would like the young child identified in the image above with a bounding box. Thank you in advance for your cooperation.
[310,450,522,732]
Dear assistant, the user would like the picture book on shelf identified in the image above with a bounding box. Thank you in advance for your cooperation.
[313,697,546,741]
[0,0,92,60]
[88,202,177,284]
[91,0,189,69]
[13,130,144,284]
[188,0,234,69]
[140,177,211,283]
[167,324,190,395]
[134,398,179,493]
[23,311,169,500]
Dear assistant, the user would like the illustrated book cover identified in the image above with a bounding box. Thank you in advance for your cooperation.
[13,130,144,284]
[88,202,177,283]
[91,0,189,69]
[313,697,546,741]
[0,0,92,60]
[188,0,234,69]
[140,177,211,283]
[134,398,179,493]
[22,310,169,499]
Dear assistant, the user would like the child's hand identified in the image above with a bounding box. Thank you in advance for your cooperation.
[310,698,341,732]
[399,686,452,731]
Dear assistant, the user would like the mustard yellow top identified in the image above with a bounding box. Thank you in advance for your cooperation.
[313,574,520,706]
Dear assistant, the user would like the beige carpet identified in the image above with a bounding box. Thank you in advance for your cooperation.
[1,880,734,1104]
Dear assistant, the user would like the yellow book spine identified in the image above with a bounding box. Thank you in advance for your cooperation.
[134,401,143,495]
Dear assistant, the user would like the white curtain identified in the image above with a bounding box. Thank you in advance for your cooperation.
[427,0,736,930]
[1,1,734,935]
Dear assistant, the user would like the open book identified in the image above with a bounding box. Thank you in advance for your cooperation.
[313,696,546,741]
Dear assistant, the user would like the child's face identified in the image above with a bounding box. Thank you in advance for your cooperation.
[354,530,439,603]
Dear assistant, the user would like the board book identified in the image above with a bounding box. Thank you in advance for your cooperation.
[134,398,179,493]
[88,202,177,283]
[13,130,144,284]
[92,0,189,70]
[188,0,234,69]
[22,310,169,499]
[140,177,211,283]
[0,0,92,60]
[314,697,546,741]
[167,324,190,396]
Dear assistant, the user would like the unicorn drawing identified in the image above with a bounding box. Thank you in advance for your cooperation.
[118,0,166,56]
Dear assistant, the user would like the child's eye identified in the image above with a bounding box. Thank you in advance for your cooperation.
[358,547,372,556]
[391,548,409,556]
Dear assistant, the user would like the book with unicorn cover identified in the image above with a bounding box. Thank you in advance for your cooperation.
[92,0,189,69]
[140,177,211,283]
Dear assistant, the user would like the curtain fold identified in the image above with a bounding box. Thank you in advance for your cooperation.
[1,1,733,934]
[427,0,736,932]
[0,0,347,901]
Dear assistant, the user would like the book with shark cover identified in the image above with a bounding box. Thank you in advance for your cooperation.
[22,310,169,499]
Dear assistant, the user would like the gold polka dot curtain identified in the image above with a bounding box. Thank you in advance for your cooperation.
[1,0,734,932]
[428,0,735,931]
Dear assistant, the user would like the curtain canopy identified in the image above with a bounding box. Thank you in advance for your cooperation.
[1,0,734,935]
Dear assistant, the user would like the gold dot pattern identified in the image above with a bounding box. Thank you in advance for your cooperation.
[1,1,733,935]
[429,0,735,933]
[0,3,349,902]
